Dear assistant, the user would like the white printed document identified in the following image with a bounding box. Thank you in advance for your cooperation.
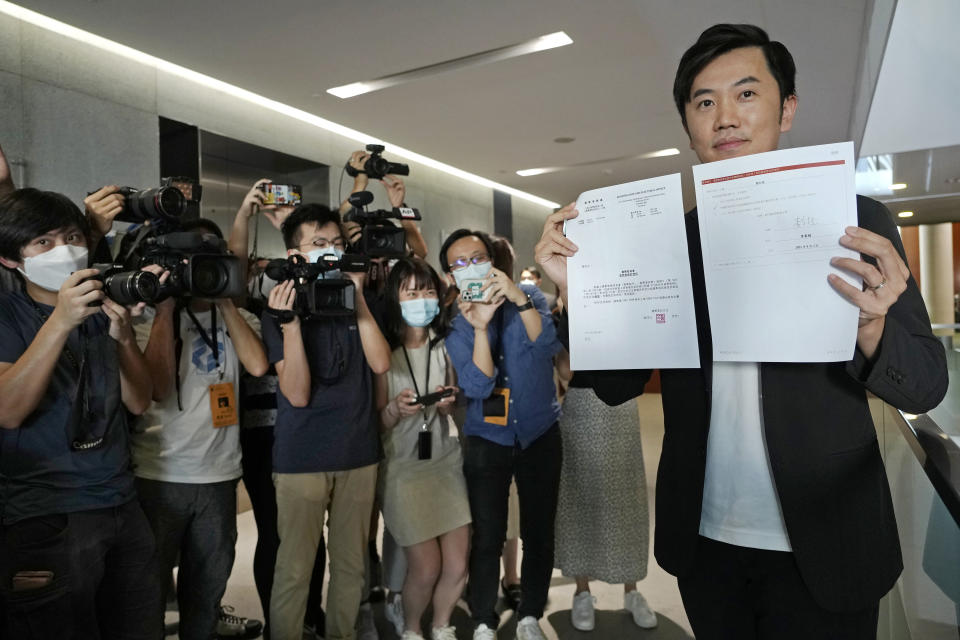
[692,142,860,362]
[566,174,700,370]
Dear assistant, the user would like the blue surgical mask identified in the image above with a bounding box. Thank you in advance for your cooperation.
[400,297,440,328]
[452,260,492,290]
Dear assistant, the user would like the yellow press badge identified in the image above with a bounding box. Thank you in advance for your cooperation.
[483,387,510,426]
[209,383,238,428]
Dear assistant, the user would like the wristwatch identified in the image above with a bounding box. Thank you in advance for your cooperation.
[515,296,534,312]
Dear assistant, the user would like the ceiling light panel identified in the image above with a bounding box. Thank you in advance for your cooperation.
[327,31,573,99]
[516,148,679,177]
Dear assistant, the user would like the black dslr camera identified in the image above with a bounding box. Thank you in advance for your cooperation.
[109,178,202,228]
[343,191,421,258]
[344,144,410,181]
[138,232,245,300]
[87,263,160,306]
[265,252,370,318]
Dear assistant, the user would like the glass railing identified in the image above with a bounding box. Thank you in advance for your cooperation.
[877,337,960,639]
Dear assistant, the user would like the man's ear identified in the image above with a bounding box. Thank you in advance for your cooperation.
[780,94,798,133]
[0,256,21,270]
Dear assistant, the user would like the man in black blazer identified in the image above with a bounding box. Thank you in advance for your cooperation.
[535,24,948,639]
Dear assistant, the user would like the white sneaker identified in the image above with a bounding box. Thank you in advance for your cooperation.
[624,591,658,629]
[358,602,379,640]
[514,616,546,640]
[473,623,496,640]
[385,595,405,637]
[571,591,596,631]
[401,632,425,640]
[431,626,457,640]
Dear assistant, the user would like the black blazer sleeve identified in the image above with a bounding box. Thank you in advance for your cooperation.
[845,196,948,413]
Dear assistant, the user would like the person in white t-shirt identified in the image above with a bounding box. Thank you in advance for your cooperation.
[131,218,268,640]
[535,23,947,640]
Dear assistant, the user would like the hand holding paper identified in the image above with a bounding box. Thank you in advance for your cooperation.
[564,174,699,370]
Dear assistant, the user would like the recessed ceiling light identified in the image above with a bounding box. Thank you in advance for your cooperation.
[554,137,576,144]
[516,147,679,177]
[327,31,574,99]
[517,168,551,177]
[898,211,914,218]
[890,183,907,190]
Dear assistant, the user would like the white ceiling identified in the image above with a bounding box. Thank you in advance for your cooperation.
[860,0,960,157]
[20,0,870,209]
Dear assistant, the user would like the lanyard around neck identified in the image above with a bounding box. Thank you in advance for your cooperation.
[401,340,431,426]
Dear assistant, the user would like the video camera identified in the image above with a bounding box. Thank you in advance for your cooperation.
[344,144,410,181]
[137,232,245,300]
[265,252,370,318]
[343,191,421,258]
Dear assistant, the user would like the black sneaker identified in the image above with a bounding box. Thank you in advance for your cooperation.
[216,605,263,639]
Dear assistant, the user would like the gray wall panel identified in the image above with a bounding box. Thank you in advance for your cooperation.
[0,13,20,75]
[21,79,159,204]
[20,23,157,113]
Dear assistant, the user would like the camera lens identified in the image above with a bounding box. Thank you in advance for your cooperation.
[127,186,186,225]
[104,270,160,305]
[191,257,229,297]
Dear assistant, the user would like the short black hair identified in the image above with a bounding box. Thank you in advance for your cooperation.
[0,188,90,262]
[281,204,341,250]
[673,24,796,132]
[383,256,450,350]
[180,217,223,240]
[489,234,515,280]
[438,229,495,274]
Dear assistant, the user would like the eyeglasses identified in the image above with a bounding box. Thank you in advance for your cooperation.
[299,238,345,252]
[448,254,490,271]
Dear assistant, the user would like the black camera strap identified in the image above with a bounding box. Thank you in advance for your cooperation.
[401,341,432,432]
[26,296,106,450]
[185,304,219,364]
[173,303,222,410]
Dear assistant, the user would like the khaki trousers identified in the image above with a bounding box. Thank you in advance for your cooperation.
[270,464,377,640]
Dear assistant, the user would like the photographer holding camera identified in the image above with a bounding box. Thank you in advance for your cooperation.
[229,180,331,639]
[340,149,428,262]
[263,204,390,640]
[440,230,562,640]
[0,188,159,639]
[129,217,268,640]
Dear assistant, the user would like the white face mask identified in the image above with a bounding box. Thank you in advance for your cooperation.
[520,279,536,287]
[453,260,492,290]
[18,244,89,292]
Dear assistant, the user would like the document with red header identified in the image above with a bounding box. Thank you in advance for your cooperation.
[692,142,860,362]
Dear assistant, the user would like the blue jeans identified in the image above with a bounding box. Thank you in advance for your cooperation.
[136,478,238,640]
[0,500,161,640]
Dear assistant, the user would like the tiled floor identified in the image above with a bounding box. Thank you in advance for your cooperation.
[184,393,693,639]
